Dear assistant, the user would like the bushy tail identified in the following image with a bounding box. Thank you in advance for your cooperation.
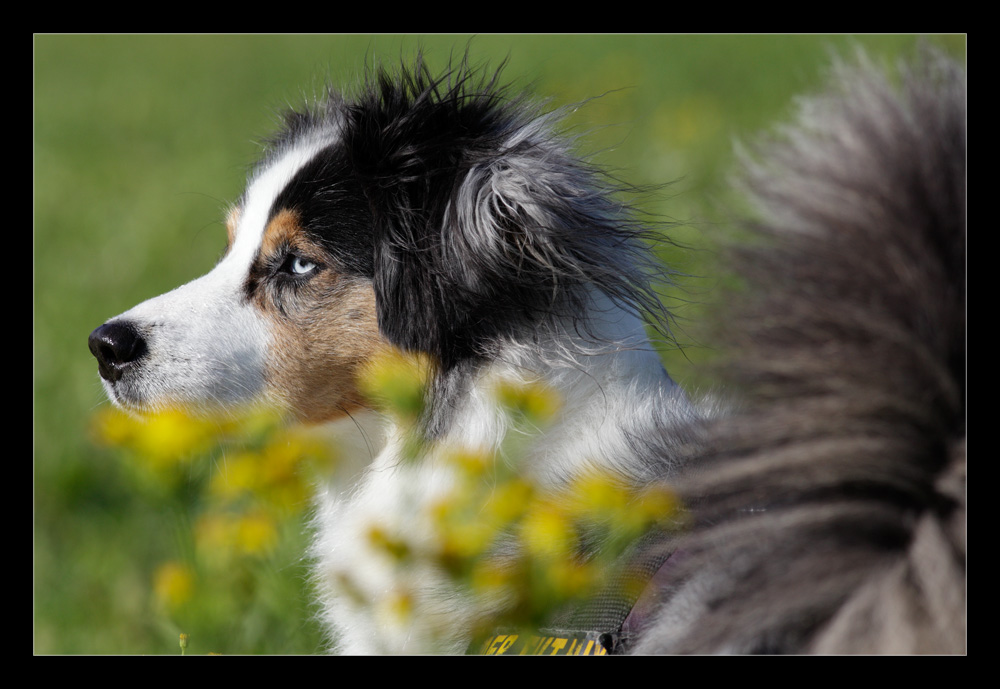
[639,49,966,654]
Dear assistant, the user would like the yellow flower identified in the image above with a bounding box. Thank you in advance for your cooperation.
[566,471,630,519]
[235,511,278,556]
[358,348,431,419]
[153,561,195,610]
[564,471,682,536]
[95,407,218,472]
[91,407,137,447]
[366,525,411,562]
[444,446,492,479]
[209,450,259,501]
[544,559,596,599]
[494,379,561,426]
[484,477,534,525]
[521,502,574,560]
[470,561,515,598]
[435,517,495,566]
[194,511,279,560]
[631,483,682,530]
[384,589,414,623]
[257,435,315,508]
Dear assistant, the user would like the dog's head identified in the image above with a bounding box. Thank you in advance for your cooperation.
[89,59,665,423]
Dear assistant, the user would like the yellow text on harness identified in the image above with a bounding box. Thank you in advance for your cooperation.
[477,632,610,655]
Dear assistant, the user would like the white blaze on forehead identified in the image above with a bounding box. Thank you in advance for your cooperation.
[228,133,339,267]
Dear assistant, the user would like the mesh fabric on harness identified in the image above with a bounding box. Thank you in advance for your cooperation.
[472,531,682,655]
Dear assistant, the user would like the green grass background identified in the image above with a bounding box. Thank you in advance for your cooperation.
[34,34,965,654]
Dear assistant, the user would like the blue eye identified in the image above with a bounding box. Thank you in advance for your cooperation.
[290,255,317,275]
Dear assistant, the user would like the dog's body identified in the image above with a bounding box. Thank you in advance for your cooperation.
[90,51,965,654]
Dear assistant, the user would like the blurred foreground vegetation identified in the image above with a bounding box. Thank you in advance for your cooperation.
[88,350,683,654]
[34,34,964,654]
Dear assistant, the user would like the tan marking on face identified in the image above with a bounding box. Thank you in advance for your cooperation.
[261,208,301,258]
[265,275,388,423]
[252,208,388,423]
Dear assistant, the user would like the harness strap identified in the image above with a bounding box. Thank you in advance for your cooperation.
[472,532,681,655]
[476,629,616,656]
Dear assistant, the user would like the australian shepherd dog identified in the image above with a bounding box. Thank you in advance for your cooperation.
[90,49,965,654]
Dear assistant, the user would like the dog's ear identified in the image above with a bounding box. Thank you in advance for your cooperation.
[372,131,630,369]
[367,137,541,366]
[345,61,660,369]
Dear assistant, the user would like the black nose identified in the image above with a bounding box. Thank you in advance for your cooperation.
[89,321,148,383]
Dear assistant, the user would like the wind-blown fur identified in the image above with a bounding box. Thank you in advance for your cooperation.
[633,50,966,654]
[299,61,695,652]
[89,49,965,655]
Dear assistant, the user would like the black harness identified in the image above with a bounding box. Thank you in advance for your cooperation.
[471,536,682,655]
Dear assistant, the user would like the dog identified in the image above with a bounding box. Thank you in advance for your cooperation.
[89,49,965,654]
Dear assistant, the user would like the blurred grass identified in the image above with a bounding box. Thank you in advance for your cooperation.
[34,34,965,654]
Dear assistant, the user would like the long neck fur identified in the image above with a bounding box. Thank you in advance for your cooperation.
[313,297,693,654]
[429,298,687,487]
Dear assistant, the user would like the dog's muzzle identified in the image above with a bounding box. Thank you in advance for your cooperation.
[89,321,147,383]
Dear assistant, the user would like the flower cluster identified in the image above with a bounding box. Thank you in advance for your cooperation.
[92,405,336,647]
[348,351,683,642]
[93,349,682,652]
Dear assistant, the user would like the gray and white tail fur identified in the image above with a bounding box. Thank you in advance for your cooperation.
[634,48,966,654]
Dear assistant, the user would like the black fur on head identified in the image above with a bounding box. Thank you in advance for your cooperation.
[265,55,673,372]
